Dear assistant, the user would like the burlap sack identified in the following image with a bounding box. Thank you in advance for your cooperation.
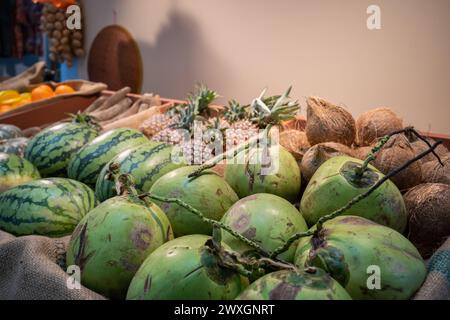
[1,228,447,300]
[414,237,450,300]
[0,61,46,92]
[0,230,105,300]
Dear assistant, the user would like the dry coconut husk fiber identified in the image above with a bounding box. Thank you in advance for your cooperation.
[300,142,354,182]
[421,154,450,185]
[411,138,448,164]
[305,97,356,147]
[355,107,403,146]
[279,130,310,162]
[373,134,422,191]
[404,183,450,258]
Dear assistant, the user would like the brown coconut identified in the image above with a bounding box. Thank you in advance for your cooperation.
[353,145,374,161]
[422,154,450,185]
[300,142,354,181]
[411,138,448,164]
[279,130,311,162]
[404,183,450,258]
[373,134,422,191]
[356,107,403,146]
[305,97,356,147]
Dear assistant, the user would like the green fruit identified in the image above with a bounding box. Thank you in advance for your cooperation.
[25,121,99,177]
[0,152,40,192]
[0,137,29,156]
[0,178,95,236]
[294,216,427,300]
[300,156,407,232]
[224,145,301,202]
[95,141,185,202]
[127,235,247,300]
[68,128,148,186]
[0,124,23,140]
[150,166,239,237]
[236,268,351,300]
[220,193,308,261]
[66,196,173,299]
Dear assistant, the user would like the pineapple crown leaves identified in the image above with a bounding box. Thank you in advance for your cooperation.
[249,86,300,128]
[187,84,219,115]
[223,99,248,123]
[170,84,219,131]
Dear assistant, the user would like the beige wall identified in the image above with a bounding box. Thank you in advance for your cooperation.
[79,0,450,134]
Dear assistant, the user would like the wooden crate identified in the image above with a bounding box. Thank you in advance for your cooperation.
[2,88,449,149]
[0,95,98,129]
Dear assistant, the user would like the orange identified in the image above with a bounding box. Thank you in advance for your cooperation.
[12,99,32,108]
[31,85,54,101]
[55,84,75,95]
[0,105,12,113]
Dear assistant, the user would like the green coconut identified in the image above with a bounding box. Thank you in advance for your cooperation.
[300,156,407,232]
[150,166,239,237]
[126,235,247,300]
[224,145,301,203]
[294,216,426,300]
[220,193,308,262]
[66,196,173,299]
[236,268,351,300]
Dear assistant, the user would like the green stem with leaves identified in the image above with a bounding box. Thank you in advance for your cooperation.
[271,138,444,259]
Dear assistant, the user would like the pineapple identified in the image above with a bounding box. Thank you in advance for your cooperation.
[142,84,218,140]
[140,111,180,138]
[249,86,299,129]
[224,87,299,148]
[153,85,220,165]
[223,100,258,148]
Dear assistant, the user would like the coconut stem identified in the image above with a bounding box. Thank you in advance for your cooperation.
[315,140,444,231]
[188,124,273,180]
[139,192,271,256]
[273,140,444,257]
[106,163,139,198]
[356,126,444,176]
[269,230,316,259]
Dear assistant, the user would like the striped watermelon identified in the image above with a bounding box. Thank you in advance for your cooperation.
[0,124,23,140]
[68,128,148,186]
[0,178,95,237]
[0,137,29,156]
[0,152,40,192]
[95,141,186,202]
[24,119,99,177]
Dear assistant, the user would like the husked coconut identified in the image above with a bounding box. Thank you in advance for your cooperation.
[300,142,354,181]
[305,97,356,147]
[279,130,310,162]
[422,154,450,185]
[411,138,448,164]
[373,134,422,191]
[356,107,403,146]
[404,183,450,258]
[353,145,374,161]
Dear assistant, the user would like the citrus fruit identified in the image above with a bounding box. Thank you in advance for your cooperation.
[55,84,75,95]
[31,85,54,101]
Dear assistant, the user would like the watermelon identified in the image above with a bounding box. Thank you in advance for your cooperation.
[0,137,29,156]
[24,120,99,177]
[0,124,23,140]
[0,152,40,192]
[0,178,95,237]
[68,128,148,186]
[95,142,186,202]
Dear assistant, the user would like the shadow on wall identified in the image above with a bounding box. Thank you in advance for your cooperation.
[137,3,230,99]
